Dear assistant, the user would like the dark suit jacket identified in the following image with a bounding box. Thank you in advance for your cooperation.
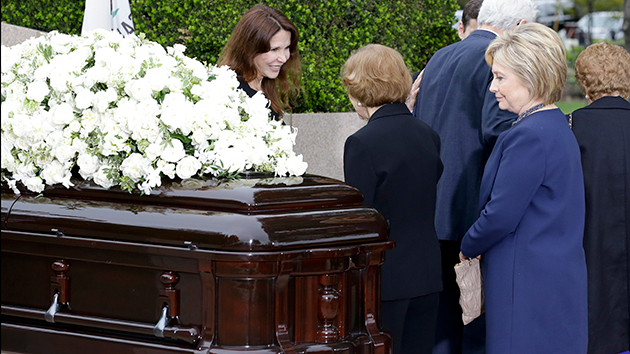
[344,103,444,301]
[412,29,516,242]
[571,96,630,354]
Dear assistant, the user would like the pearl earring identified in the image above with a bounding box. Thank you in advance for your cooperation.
[357,102,362,107]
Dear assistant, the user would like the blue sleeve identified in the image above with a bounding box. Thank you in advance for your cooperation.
[461,127,546,257]
[343,135,377,206]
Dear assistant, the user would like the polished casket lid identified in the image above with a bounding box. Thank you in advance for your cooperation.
[1,174,388,252]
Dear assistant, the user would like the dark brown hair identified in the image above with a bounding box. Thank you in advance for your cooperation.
[218,4,301,115]
[462,0,483,30]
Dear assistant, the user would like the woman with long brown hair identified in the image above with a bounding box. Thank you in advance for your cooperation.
[218,4,301,120]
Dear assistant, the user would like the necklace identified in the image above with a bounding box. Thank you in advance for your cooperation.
[512,104,546,126]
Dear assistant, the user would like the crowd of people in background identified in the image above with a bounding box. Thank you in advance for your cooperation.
[221,2,629,354]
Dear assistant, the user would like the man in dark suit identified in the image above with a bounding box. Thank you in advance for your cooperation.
[411,0,539,353]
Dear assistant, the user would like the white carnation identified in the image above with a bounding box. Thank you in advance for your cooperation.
[24,176,45,193]
[26,80,50,103]
[275,154,308,176]
[157,160,176,179]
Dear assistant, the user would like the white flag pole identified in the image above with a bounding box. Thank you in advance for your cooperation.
[111,0,135,36]
[81,0,111,36]
[81,0,135,37]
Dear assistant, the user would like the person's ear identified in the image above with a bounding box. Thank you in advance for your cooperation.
[517,19,528,26]
[458,21,466,40]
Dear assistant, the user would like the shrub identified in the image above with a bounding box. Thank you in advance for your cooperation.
[2,0,459,112]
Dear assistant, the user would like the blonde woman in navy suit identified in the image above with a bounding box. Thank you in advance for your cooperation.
[342,44,443,354]
[460,23,587,353]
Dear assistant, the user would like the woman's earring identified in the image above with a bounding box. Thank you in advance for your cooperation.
[357,102,362,107]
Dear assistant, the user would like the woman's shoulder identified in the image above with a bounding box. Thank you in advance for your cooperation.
[237,78,257,98]
[499,109,566,144]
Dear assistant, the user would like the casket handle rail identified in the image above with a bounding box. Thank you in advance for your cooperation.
[46,259,71,323]
[154,304,169,337]
[154,271,202,345]
[45,291,60,323]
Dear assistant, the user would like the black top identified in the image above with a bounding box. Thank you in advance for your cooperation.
[238,78,280,121]
[570,96,630,354]
[344,103,444,300]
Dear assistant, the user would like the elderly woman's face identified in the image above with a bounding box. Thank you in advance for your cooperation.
[489,61,533,115]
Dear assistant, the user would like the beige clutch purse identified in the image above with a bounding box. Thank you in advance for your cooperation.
[454,258,485,325]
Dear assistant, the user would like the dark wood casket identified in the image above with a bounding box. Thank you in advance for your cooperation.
[1,174,394,354]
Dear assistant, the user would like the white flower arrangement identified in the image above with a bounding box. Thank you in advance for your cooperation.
[1,29,307,195]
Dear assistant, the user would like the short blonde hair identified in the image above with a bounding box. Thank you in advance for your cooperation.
[575,42,630,101]
[341,44,412,107]
[485,22,567,104]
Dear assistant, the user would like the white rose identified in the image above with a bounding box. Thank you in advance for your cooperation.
[175,156,201,179]
[24,176,45,193]
[126,78,153,101]
[41,159,70,185]
[67,119,82,133]
[75,89,95,110]
[161,138,186,163]
[93,166,115,189]
[50,103,75,127]
[77,153,100,178]
[144,68,168,92]
[144,142,164,161]
[26,80,50,103]
[53,144,77,162]
[120,153,151,182]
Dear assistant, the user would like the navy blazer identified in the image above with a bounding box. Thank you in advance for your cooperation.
[344,103,443,301]
[461,109,587,353]
[413,29,516,242]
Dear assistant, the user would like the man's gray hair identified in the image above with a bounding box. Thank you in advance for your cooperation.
[477,0,539,31]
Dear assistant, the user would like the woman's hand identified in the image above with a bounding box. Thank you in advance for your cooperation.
[405,69,424,112]
[459,252,481,262]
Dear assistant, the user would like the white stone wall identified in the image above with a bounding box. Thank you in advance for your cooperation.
[284,112,366,182]
[1,22,45,47]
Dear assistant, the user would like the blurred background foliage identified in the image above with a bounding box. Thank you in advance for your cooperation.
[3,0,625,113]
[1,0,459,113]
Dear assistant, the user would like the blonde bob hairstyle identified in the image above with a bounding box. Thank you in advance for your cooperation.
[342,44,412,107]
[485,22,567,105]
[575,42,630,101]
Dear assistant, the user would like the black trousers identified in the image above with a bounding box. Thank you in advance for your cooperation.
[381,292,440,354]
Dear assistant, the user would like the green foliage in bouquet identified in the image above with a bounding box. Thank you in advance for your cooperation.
[1,0,459,113]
